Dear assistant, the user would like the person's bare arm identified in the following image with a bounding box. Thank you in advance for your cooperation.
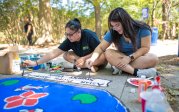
[87,40,110,66]
[37,48,64,64]
[24,48,64,66]
[91,40,110,60]
[75,53,92,67]
[132,35,151,60]
[81,53,92,60]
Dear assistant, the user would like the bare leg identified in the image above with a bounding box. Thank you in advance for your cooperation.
[63,51,79,63]
[91,53,107,67]
[64,51,107,72]
[105,49,158,75]
[105,49,134,74]
[130,53,158,68]
[88,53,107,72]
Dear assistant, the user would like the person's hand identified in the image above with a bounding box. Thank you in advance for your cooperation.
[23,60,37,67]
[86,58,96,69]
[116,56,131,69]
[75,57,85,68]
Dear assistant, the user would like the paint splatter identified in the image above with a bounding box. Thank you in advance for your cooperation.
[72,94,97,104]
[1,80,19,86]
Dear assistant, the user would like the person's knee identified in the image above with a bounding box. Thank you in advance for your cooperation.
[104,49,113,60]
[149,54,159,66]
[91,53,107,68]
[98,53,106,62]
[63,52,69,61]
[152,55,159,65]
[63,51,78,62]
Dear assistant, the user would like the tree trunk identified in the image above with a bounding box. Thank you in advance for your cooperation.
[162,2,167,40]
[85,0,102,39]
[162,0,172,40]
[36,0,53,45]
[151,0,159,27]
[171,23,176,39]
[94,3,101,39]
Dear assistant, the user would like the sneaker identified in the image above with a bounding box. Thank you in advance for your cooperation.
[137,68,157,78]
[111,66,122,75]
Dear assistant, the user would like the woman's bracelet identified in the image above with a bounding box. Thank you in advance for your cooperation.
[35,60,38,66]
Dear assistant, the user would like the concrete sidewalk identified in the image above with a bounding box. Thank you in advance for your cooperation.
[0,39,178,112]
[0,59,174,112]
[149,40,178,57]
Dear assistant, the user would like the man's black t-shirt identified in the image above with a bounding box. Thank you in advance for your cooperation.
[24,22,33,35]
[58,29,100,57]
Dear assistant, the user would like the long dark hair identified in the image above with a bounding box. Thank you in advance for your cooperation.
[65,18,81,31]
[108,7,151,51]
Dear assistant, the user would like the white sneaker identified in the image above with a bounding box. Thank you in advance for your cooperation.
[111,66,122,75]
[137,68,157,78]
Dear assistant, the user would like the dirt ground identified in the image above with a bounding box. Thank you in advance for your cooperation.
[156,55,179,112]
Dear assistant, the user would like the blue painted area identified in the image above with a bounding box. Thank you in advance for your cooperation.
[0,77,128,112]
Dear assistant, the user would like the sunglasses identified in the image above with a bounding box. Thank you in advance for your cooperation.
[65,30,78,37]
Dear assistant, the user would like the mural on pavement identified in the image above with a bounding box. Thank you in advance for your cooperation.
[0,77,128,112]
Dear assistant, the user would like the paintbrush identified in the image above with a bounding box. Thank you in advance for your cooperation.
[74,59,81,71]
[21,62,26,76]
[88,71,91,78]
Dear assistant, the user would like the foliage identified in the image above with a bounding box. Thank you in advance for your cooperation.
[0,0,178,44]
[0,0,39,44]
[0,0,21,44]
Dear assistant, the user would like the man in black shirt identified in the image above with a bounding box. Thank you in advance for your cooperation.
[24,16,33,46]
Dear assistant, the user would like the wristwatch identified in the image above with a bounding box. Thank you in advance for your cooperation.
[129,54,134,62]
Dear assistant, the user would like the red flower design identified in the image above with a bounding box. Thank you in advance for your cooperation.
[4,91,48,109]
